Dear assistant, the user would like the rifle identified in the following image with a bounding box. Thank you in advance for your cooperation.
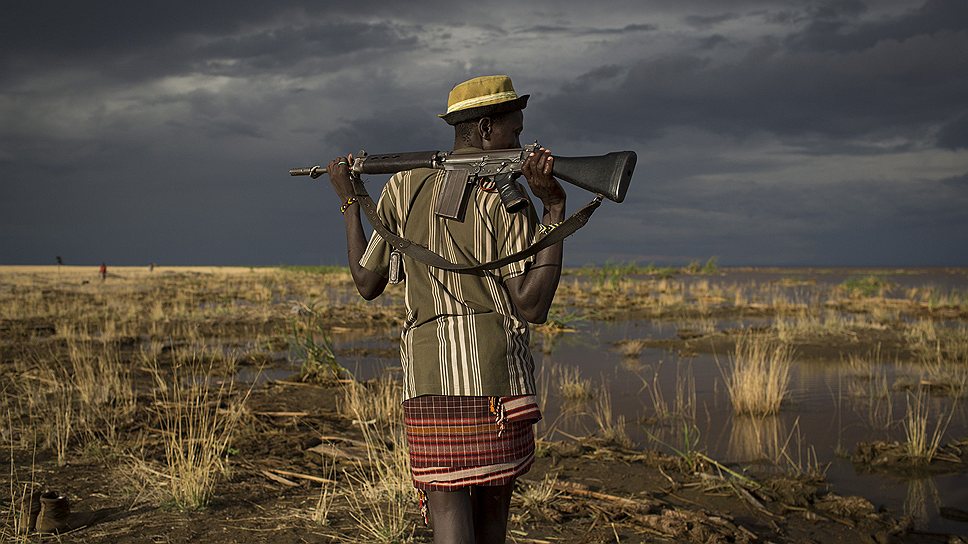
[289,142,636,275]
[290,142,635,220]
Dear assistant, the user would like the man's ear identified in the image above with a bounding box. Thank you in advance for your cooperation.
[478,117,492,141]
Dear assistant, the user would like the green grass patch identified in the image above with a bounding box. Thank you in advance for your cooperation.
[685,257,719,275]
[840,275,894,297]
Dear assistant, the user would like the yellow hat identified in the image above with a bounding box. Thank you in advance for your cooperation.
[438,75,530,125]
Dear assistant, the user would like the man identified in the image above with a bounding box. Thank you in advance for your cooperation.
[325,75,566,543]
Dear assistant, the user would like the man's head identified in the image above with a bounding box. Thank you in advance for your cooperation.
[454,109,523,150]
[441,75,528,151]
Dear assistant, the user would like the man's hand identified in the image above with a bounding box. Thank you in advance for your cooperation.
[326,154,356,203]
[521,147,565,209]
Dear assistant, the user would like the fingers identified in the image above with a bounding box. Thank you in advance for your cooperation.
[524,147,553,179]
[521,147,566,206]
[325,155,356,203]
[327,155,351,177]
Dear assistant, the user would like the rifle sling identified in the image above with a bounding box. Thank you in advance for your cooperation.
[353,175,601,275]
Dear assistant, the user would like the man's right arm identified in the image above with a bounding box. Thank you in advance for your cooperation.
[327,155,388,300]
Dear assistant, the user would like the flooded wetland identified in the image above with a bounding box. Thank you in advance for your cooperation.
[2,265,967,543]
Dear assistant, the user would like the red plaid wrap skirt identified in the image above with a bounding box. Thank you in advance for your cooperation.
[402,395,542,491]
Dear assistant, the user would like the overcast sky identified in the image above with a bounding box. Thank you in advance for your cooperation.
[2,0,966,267]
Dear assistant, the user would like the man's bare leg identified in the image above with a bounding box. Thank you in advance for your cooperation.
[426,489,474,543]
[471,483,514,544]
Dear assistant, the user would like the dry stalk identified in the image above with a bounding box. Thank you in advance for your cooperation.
[592,387,632,448]
[144,355,251,510]
[903,388,956,464]
[556,365,593,402]
[722,331,793,416]
[341,385,415,544]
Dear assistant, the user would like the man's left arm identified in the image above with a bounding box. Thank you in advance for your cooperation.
[505,147,566,323]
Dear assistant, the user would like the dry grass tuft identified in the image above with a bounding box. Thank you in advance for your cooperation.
[311,457,338,527]
[516,472,563,521]
[902,388,955,464]
[340,379,415,544]
[3,409,41,541]
[556,365,593,402]
[615,338,649,359]
[339,376,402,428]
[722,332,793,416]
[592,387,632,448]
[140,355,251,510]
[66,340,136,446]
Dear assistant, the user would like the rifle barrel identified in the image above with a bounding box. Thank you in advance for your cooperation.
[289,167,317,176]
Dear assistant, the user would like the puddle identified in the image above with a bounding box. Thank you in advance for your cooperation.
[533,316,968,534]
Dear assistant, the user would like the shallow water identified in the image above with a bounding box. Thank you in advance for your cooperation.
[302,270,968,534]
[330,324,966,532]
[534,315,968,534]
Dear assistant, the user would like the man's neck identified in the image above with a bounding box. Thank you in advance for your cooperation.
[451,145,483,154]
[453,134,483,151]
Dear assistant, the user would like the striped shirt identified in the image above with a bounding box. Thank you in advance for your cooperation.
[359,148,541,401]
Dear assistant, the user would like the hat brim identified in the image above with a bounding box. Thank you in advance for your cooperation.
[439,95,529,125]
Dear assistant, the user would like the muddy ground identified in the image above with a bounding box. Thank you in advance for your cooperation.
[2,267,967,543]
[4,378,926,544]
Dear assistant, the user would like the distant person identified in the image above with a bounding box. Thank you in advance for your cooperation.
[99,262,107,281]
[149,262,155,272]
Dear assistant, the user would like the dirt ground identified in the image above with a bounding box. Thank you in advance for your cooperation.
[2,266,966,543]
[6,378,925,544]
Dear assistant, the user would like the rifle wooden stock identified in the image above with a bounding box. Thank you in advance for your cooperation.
[551,151,635,203]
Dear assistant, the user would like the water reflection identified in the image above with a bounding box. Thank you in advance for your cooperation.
[727,415,787,464]
[904,476,941,525]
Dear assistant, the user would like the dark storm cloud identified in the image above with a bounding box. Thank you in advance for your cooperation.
[1,0,966,267]
[2,2,276,53]
[516,23,656,36]
[192,21,421,75]
[937,113,968,151]
[697,34,731,50]
[940,173,968,189]
[786,0,968,53]
[590,170,968,266]
[2,15,422,85]
[683,13,741,28]
[537,9,968,148]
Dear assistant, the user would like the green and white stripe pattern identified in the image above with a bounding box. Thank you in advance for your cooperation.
[360,158,539,400]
